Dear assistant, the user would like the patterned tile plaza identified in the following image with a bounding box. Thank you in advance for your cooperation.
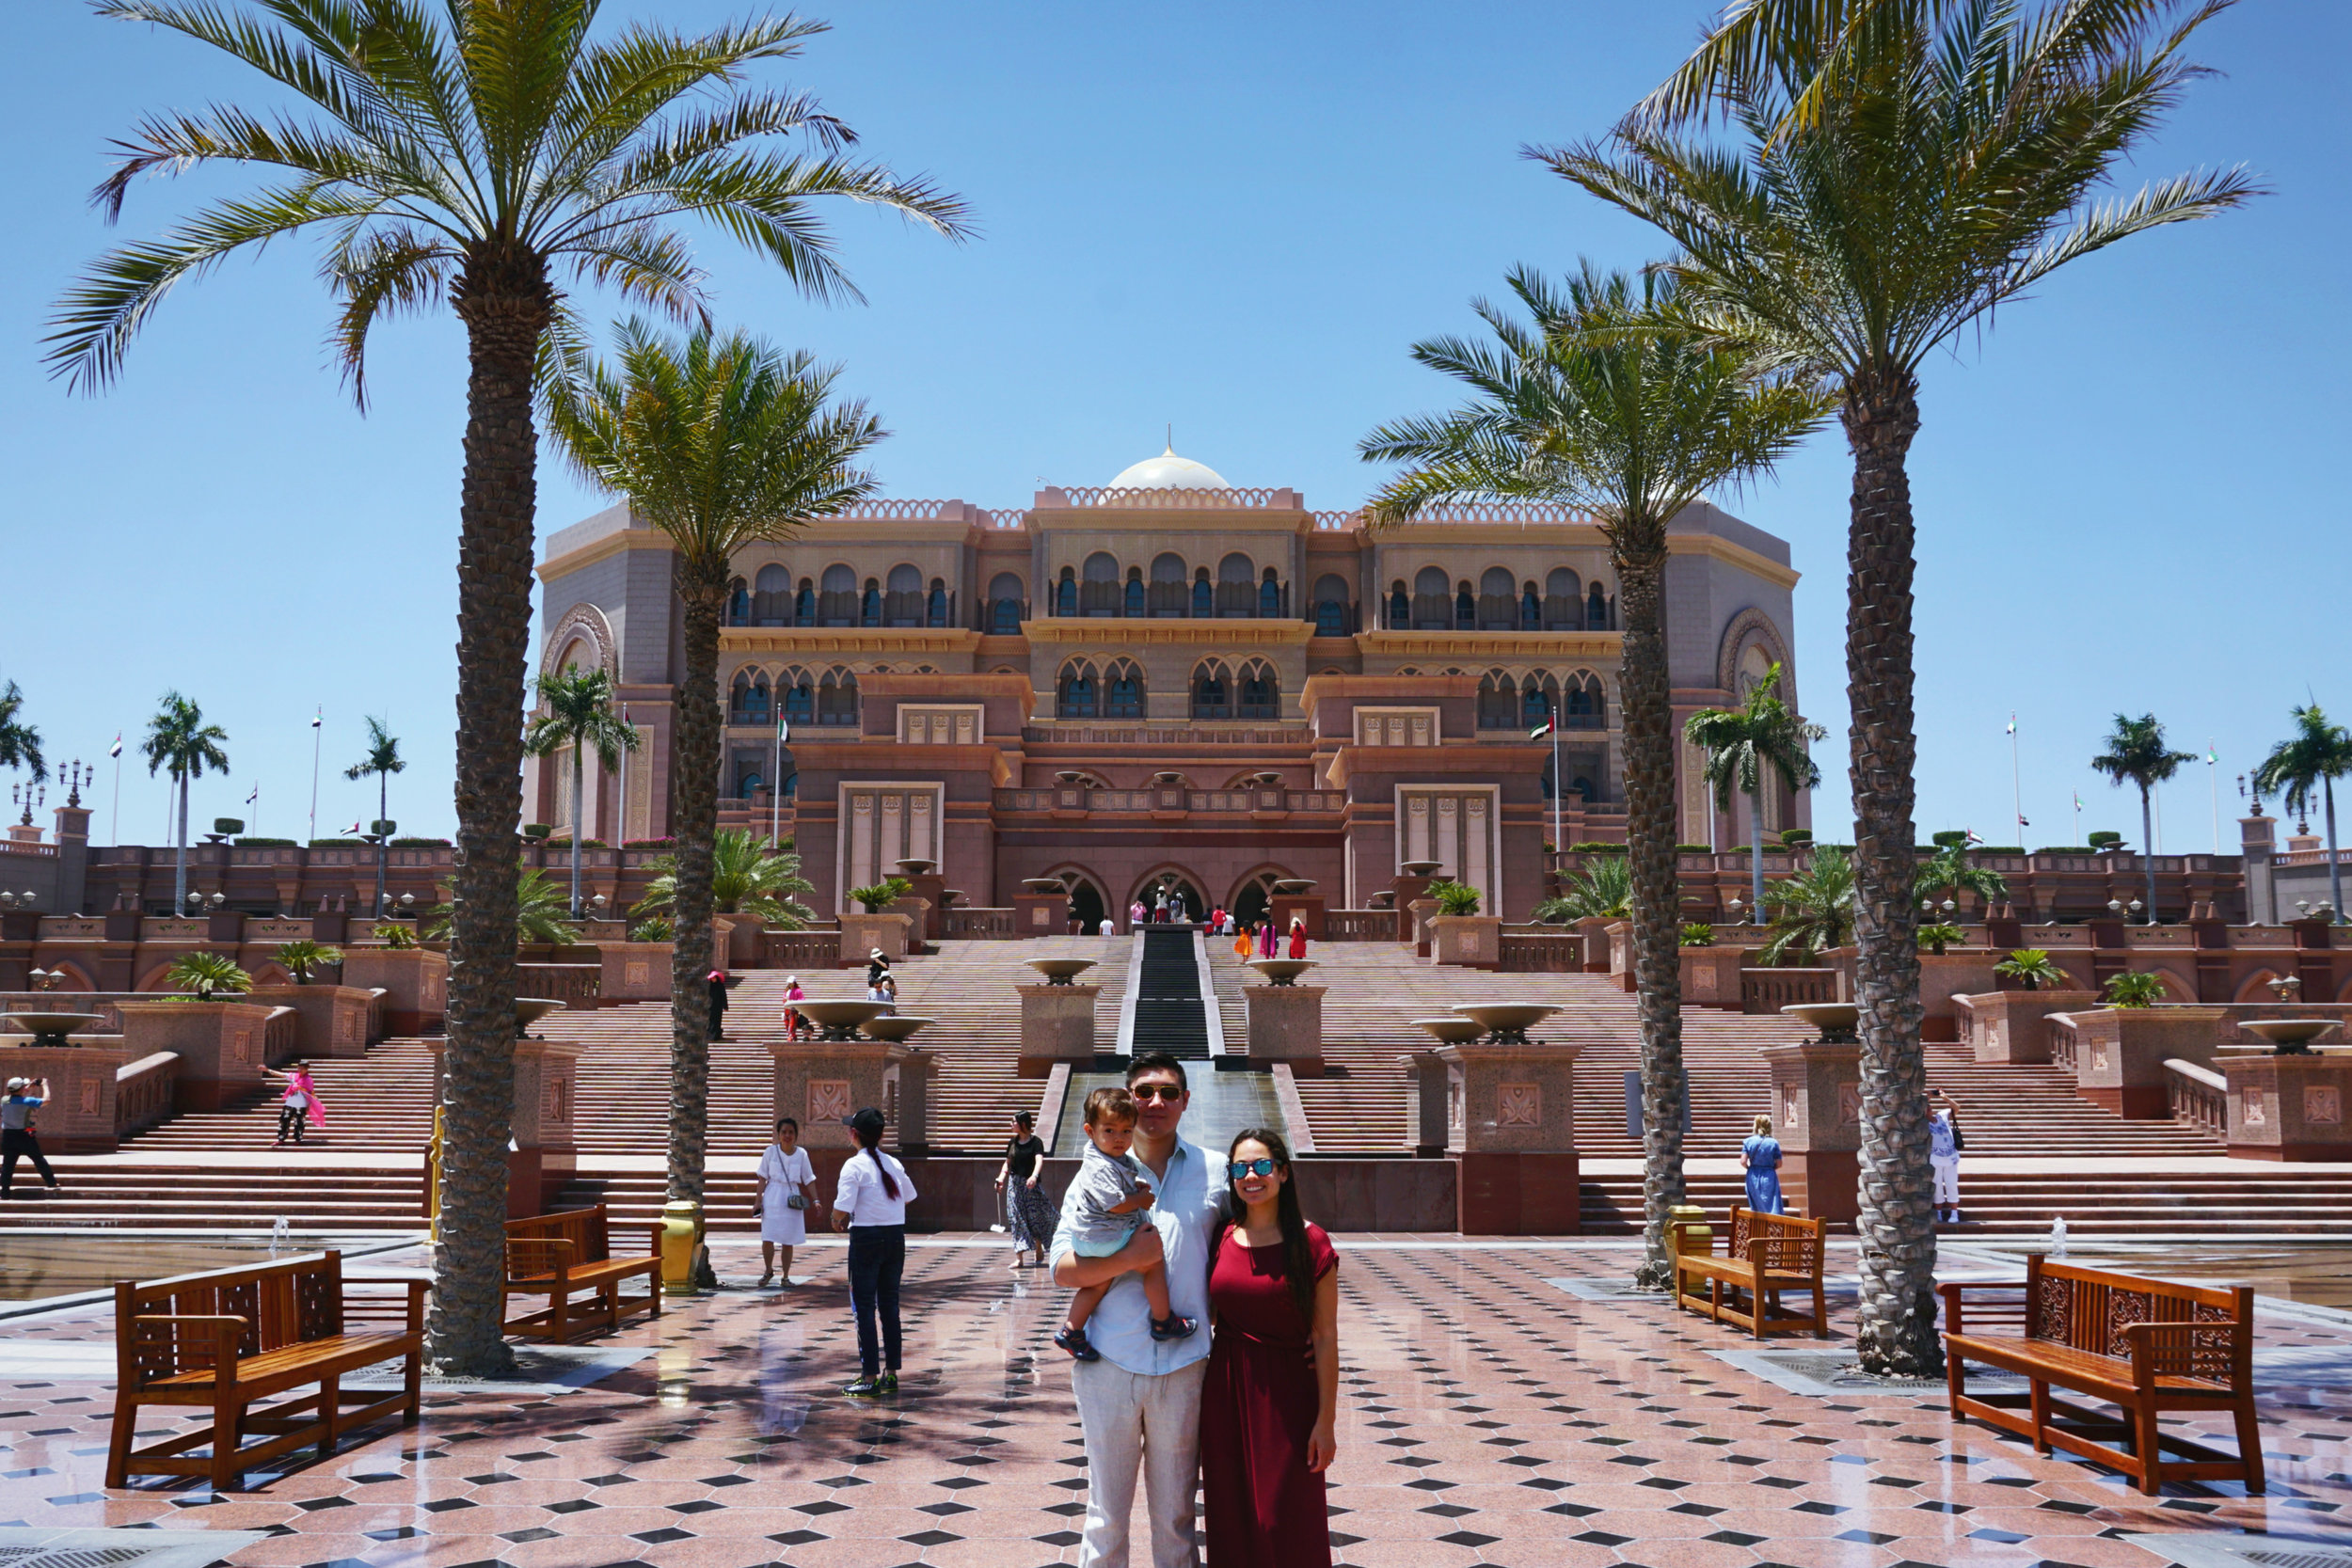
[1,1236,2346,1568]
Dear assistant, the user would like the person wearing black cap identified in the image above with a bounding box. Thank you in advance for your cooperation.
[831,1105,917,1397]
[707,969,731,1043]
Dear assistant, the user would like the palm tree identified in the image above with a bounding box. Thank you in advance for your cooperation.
[1359,262,1827,1289]
[0,680,45,785]
[344,717,405,919]
[49,0,968,1376]
[1757,845,1854,966]
[1543,0,2255,1376]
[165,950,251,1000]
[2253,705,2352,924]
[142,691,230,911]
[427,868,576,947]
[1684,662,1823,923]
[543,324,884,1278]
[523,669,638,919]
[2090,714,2197,923]
[1915,832,2009,917]
[1534,856,1631,926]
[633,830,817,928]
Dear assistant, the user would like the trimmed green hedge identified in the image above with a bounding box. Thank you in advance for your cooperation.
[308,838,364,847]
[232,837,297,847]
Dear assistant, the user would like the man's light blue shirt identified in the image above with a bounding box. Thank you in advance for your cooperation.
[1049,1135,1219,1377]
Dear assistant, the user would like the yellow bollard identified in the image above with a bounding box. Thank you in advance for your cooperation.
[1667,1202,1709,1300]
[660,1198,704,1296]
[424,1106,445,1245]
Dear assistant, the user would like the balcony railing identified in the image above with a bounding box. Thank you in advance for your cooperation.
[2165,1057,2227,1137]
[994,786,1343,815]
[1741,969,1838,1013]
[763,929,841,969]
[1499,930,1582,973]
[1324,909,1398,942]
[116,1052,180,1138]
[515,963,603,1006]
[943,907,1018,939]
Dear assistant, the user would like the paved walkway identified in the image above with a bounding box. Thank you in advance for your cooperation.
[2,1235,2345,1568]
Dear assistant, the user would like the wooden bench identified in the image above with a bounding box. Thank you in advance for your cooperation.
[108,1251,425,1491]
[1940,1253,2263,1495]
[1667,1205,1829,1338]
[504,1204,662,1341]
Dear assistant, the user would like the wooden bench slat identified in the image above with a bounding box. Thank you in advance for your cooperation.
[1668,1206,1828,1339]
[502,1205,663,1342]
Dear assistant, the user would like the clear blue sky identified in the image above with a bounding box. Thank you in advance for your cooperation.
[2,2,2343,853]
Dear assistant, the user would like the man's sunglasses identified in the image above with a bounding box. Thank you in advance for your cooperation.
[1227,1157,1279,1179]
[1129,1084,1184,1102]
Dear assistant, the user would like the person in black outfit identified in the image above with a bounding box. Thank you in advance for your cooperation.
[707,969,730,1043]
[995,1110,1053,1270]
[866,949,892,990]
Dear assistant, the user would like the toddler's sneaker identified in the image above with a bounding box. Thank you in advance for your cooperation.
[1053,1326,1101,1361]
[1150,1313,1199,1342]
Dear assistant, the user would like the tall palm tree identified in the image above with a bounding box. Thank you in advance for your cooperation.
[633,829,817,928]
[1543,0,2255,1375]
[49,0,967,1375]
[0,680,46,786]
[344,716,405,919]
[2253,705,2352,924]
[523,668,638,918]
[1757,844,1854,966]
[543,323,883,1283]
[2090,714,2197,923]
[141,691,230,911]
[1684,662,1823,922]
[1359,263,1827,1288]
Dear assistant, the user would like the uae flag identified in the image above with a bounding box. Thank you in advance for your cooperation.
[1529,716,1554,739]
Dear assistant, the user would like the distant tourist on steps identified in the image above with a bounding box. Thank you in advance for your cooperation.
[1740,1114,1784,1215]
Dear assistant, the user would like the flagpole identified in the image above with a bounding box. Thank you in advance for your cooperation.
[2209,743,2220,855]
[109,735,123,846]
[771,716,788,846]
[2008,713,2025,847]
[616,705,631,852]
[308,707,323,842]
[1550,697,1562,855]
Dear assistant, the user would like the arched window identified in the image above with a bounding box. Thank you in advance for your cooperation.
[1455,579,1476,629]
[1313,574,1350,637]
[1521,673,1556,731]
[794,578,815,626]
[1412,566,1450,628]
[754,563,790,626]
[927,577,948,627]
[860,578,882,626]
[728,671,757,724]
[1150,553,1187,617]
[882,563,922,626]
[1476,671,1518,730]
[736,768,763,800]
[1057,660,1099,720]
[782,671,814,724]
[1237,659,1279,720]
[1389,579,1409,629]
[1478,566,1516,630]
[1216,553,1255,618]
[1104,658,1146,719]
[1259,566,1282,619]
[1192,567,1214,619]
[1520,580,1541,630]
[817,670,859,726]
[1587,582,1610,629]
[819,563,857,626]
[1191,660,1233,720]
[1056,566,1077,618]
[988,571,1025,634]
[1544,567,1581,630]
[1123,566,1146,618]
[1081,551,1120,617]
[1564,671,1605,729]
[726,576,749,626]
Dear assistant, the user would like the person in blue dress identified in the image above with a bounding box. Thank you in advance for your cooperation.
[1740,1115,1785,1215]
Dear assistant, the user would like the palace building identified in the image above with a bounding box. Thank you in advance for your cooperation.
[527,446,1807,926]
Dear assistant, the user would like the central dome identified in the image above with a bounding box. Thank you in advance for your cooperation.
[1107,444,1228,491]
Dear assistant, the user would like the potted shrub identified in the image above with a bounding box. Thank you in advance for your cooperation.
[250,939,377,1055]
[117,953,274,1110]
[2103,970,2168,1007]
[1424,879,1502,969]
[1679,921,1714,946]
[840,877,916,966]
[1994,948,2064,990]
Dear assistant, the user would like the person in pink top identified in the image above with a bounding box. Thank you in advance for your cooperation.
[782,975,810,1041]
[1256,921,1279,958]
[264,1064,326,1145]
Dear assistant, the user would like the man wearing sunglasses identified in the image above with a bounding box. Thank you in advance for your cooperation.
[1050,1051,1220,1568]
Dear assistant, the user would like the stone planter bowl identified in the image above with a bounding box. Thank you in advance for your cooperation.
[1021,878,1068,895]
[893,859,937,877]
[1451,1003,1560,1038]
[861,1015,931,1044]
[1,1012,105,1048]
[1026,958,1098,986]
[1412,1016,1485,1045]
[514,998,567,1038]
[2239,1018,2341,1054]
[938,890,961,908]
[1400,860,1444,877]
[794,999,890,1040]
[1369,891,1396,909]
[1270,879,1317,896]
[1783,1002,1860,1043]
[1055,771,1091,784]
[1247,958,1318,987]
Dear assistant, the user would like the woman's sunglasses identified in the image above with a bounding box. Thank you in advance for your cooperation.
[1227,1157,1279,1179]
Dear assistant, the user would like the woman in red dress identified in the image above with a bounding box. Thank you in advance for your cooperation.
[1201,1127,1338,1567]
[1285,917,1308,960]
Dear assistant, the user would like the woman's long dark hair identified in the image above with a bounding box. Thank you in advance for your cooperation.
[853,1117,899,1199]
[1227,1127,1315,1325]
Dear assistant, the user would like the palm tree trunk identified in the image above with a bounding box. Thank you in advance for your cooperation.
[1749,785,1766,922]
[569,746,584,919]
[2325,777,2345,924]
[2140,787,2158,923]
[429,249,553,1378]
[668,557,728,1289]
[174,770,188,909]
[1615,540,1688,1290]
[1841,366,1936,1377]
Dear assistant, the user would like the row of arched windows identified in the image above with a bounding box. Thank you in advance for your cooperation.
[1054,657,1281,721]
[1384,567,1613,632]
[728,666,861,726]
[1476,669,1607,731]
[1047,552,1288,621]
[729,564,955,629]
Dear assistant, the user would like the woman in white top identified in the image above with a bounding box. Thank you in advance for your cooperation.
[832,1106,916,1397]
[753,1117,818,1288]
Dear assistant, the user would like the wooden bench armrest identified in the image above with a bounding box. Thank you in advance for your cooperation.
[128,1315,246,1389]
[2119,1317,2250,1386]
[646,1222,667,1259]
